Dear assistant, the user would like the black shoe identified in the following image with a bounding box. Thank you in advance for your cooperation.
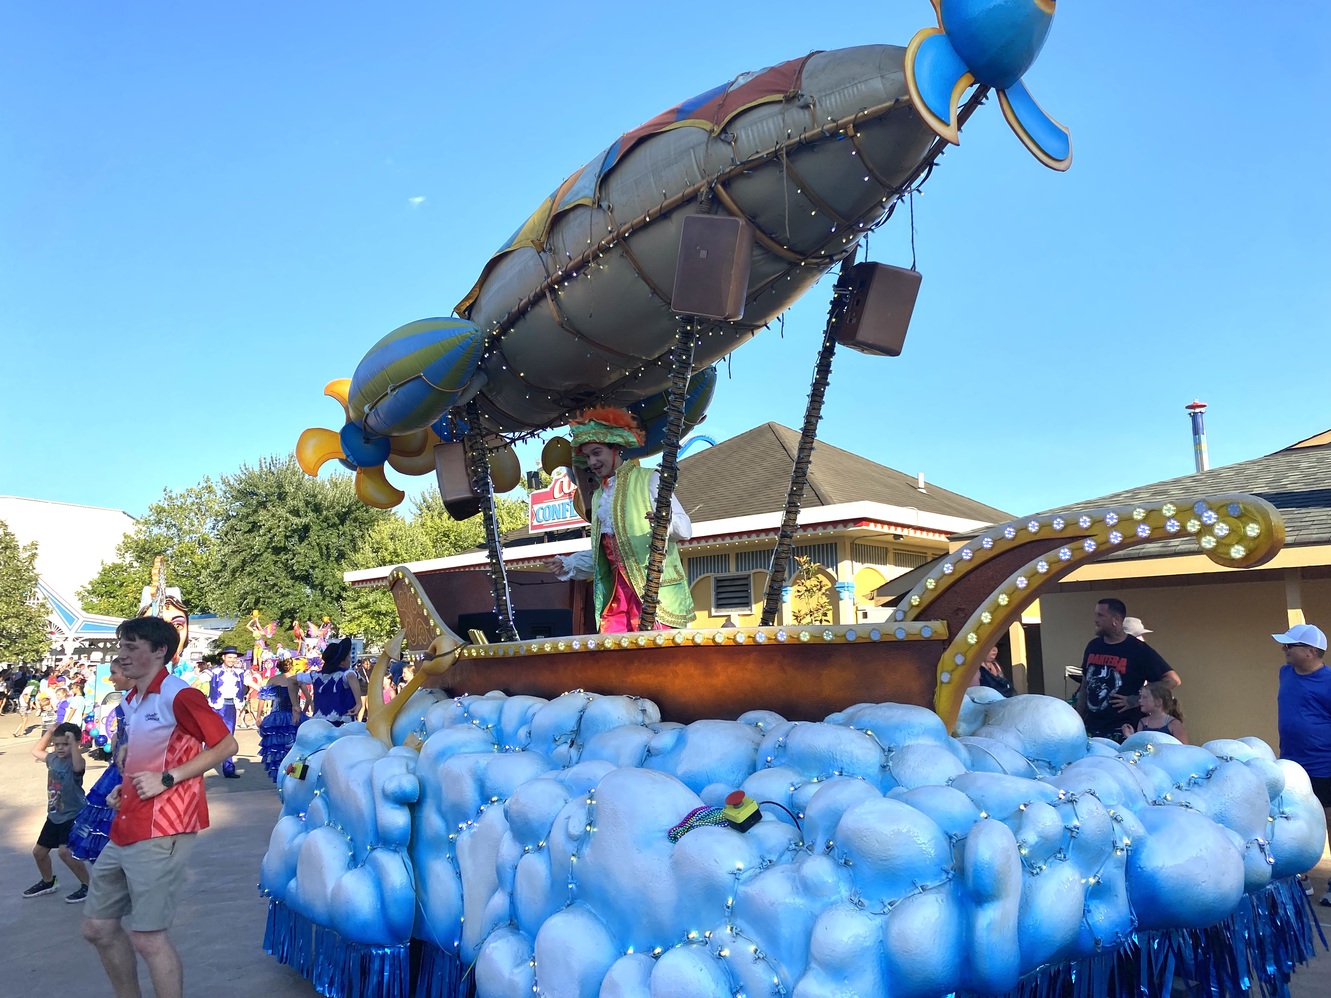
[65,885,88,903]
[22,878,56,898]
[223,770,241,779]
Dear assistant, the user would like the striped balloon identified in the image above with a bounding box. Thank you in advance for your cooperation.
[622,366,718,461]
[349,317,485,436]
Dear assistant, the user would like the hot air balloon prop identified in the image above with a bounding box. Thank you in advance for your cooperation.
[295,318,485,509]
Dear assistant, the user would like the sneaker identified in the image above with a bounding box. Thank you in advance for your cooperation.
[65,884,88,903]
[22,878,56,898]
[1319,890,1331,908]
[1298,873,1315,895]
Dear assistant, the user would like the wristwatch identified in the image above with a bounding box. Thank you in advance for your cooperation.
[160,771,175,789]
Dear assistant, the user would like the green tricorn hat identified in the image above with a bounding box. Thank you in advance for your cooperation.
[568,407,645,466]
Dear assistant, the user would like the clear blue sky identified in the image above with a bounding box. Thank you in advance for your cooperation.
[3,1,1328,521]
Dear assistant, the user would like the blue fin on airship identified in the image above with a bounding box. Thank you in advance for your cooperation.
[999,79,1072,171]
[904,28,974,145]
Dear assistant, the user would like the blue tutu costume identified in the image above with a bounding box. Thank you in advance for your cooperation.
[259,684,301,783]
[68,704,124,863]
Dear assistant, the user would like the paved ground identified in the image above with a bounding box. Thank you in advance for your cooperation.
[1,723,1328,996]
[0,726,316,998]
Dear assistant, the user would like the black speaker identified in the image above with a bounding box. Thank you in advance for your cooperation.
[670,214,754,320]
[433,442,481,520]
[457,609,574,642]
[835,262,922,357]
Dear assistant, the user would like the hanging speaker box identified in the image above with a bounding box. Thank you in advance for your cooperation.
[670,214,754,320]
[835,262,922,357]
[433,442,482,520]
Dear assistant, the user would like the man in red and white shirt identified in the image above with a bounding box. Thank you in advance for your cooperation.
[82,616,237,998]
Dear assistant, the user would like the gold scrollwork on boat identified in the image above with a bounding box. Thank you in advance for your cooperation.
[927,493,1284,729]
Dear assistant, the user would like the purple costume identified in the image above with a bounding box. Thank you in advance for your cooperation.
[204,664,247,776]
[258,684,301,783]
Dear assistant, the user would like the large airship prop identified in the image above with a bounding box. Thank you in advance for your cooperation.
[298,0,1071,507]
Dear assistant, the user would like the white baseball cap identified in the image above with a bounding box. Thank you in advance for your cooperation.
[1123,617,1152,637]
[1272,624,1328,651]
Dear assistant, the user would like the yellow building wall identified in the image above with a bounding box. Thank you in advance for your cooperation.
[1039,577,1331,749]
[689,572,767,629]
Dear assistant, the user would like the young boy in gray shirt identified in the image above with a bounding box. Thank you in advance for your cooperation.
[25,721,91,902]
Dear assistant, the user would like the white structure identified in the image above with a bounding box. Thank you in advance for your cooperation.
[0,496,136,656]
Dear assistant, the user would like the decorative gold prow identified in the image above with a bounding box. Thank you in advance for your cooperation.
[364,566,467,746]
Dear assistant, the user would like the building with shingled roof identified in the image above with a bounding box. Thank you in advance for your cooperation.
[1034,430,1331,746]
[345,423,1009,636]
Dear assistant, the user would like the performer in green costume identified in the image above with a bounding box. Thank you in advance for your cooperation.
[548,408,694,632]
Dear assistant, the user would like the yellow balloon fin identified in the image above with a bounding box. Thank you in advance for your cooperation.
[387,447,437,477]
[324,379,352,421]
[355,464,406,509]
[389,428,431,458]
[296,427,344,476]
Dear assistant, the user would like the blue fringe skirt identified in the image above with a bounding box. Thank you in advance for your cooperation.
[260,709,301,782]
[67,761,122,863]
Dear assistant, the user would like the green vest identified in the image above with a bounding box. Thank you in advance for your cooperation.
[590,460,694,629]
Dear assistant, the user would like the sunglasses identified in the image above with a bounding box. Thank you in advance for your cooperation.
[1283,643,1311,650]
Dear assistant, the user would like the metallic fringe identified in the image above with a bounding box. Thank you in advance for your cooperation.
[265,877,1323,998]
[264,899,411,998]
[311,924,411,998]
[264,898,314,978]
[415,943,474,998]
[973,876,1327,998]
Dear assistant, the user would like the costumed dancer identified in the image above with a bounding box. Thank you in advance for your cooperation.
[298,637,363,725]
[258,659,306,782]
[546,407,695,633]
[201,646,246,778]
[67,657,132,864]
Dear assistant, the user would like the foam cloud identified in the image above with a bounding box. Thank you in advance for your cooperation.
[262,690,1328,997]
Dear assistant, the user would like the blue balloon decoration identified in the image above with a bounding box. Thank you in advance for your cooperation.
[95,734,108,747]
[339,422,392,468]
[623,366,718,461]
[430,413,468,443]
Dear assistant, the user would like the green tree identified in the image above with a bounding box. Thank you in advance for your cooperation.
[78,480,223,616]
[339,513,432,645]
[210,612,293,660]
[0,519,50,664]
[210,456,388,623]
[77,558,145,619]
[337,491,529,645]
[789,556,833,626]
[415,491,530,553]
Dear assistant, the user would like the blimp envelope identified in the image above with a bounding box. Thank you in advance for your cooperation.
[459,45,937,432]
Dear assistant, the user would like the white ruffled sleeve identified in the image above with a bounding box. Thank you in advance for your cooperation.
[648,470,693,541]
[555,550,595,581]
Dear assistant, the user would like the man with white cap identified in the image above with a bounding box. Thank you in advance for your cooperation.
[1122,617,1152,640]
[1272,622,1331,907]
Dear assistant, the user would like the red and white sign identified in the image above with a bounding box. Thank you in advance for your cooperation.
[528,468,584,533]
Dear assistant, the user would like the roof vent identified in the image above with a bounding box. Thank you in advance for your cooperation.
[916,472,927,493]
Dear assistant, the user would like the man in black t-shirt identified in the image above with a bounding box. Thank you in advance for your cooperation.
[1076,598,1181,740]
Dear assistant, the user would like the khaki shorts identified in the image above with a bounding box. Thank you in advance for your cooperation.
[85,833,197,932]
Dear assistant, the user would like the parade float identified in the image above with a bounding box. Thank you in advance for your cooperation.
[267,3,1328,996]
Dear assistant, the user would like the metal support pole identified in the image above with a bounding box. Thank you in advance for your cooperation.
[759,252,858,626]
[637,320,698,630]
[464,400,519,642]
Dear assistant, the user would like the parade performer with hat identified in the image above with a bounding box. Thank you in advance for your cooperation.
[298,638,363,726]
[199,647,246,777]
[546,407,694,632]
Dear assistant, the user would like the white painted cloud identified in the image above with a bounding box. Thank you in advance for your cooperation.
[407,196,426,208]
